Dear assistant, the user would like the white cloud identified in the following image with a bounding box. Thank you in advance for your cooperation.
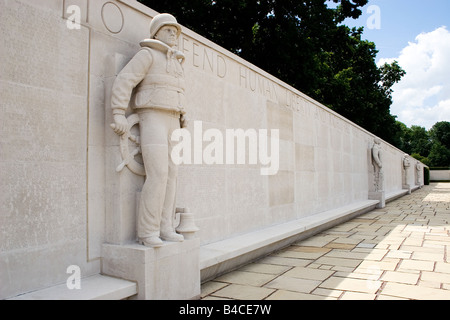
[378,26,450,129]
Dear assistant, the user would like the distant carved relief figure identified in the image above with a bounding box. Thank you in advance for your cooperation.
[402,154,411,191]
[416,162,422,186]
[403,154,410,170]
[372,138,384,192]
[111,13,186,247]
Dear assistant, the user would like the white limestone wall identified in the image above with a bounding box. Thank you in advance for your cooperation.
[430,170,450,181]
[0,0,424,298]
[383,145,403,194]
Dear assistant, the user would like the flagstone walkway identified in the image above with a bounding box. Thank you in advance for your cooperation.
[201,183,450,300]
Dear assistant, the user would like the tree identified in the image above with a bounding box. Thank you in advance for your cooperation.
[395,121,411,154]
[409,125,432,157]
[428,142,450,167]
[379,61,406,99]
[411,153,431,167]
[400,121,450,167]
[429,121,450,150]
[426,121,450,167]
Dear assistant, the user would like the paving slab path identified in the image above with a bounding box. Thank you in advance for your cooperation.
[201,183,450,300]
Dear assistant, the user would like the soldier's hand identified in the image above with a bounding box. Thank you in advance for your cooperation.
[112,115,128,136]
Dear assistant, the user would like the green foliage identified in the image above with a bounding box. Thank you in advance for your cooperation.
[411,153,431,167]
[428,142,450,167]
[409,126,432,156]
[400,121,450,167]
[379,61,406,98]
[429,121,450,150]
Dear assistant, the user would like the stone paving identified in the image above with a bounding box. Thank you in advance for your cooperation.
[201,183,450,300]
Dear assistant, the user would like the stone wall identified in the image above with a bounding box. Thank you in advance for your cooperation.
[0,0,424,299]
[430,170,450,181]
[1,0,97,299]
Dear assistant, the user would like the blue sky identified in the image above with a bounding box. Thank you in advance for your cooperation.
[331,0,450,129]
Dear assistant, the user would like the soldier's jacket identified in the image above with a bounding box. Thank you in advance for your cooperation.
[111,39,186,115]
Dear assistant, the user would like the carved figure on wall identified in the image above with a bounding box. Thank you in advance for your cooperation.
[372,138,384,192]
[403,154,410,170]
[111,13,186,247]
[416,162,422,187]
[402,154,411,192]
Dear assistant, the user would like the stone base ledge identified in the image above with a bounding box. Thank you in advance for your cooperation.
[200,200,380,282]
[386,189,410,203]
[102,239,201,300]
[8,275,137,300]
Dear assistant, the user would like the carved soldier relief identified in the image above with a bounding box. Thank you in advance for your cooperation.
[110,14,187,247]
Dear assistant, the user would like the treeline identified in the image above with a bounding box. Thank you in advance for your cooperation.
[137,0,449,166]
[398,121,450,168]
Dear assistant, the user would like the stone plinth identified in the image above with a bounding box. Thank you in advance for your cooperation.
[369,191,386,209]
[102,240,200,300]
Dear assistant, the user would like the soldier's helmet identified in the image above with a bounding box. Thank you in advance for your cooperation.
[149,13,182,39]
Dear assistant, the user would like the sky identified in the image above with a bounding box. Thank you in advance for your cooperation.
[335,0,450,130]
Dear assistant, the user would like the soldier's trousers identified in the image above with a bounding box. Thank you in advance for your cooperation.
[137,108,181,239]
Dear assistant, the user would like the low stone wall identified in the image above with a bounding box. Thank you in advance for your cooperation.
[0,0,425,299]
[430,170,450,181]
